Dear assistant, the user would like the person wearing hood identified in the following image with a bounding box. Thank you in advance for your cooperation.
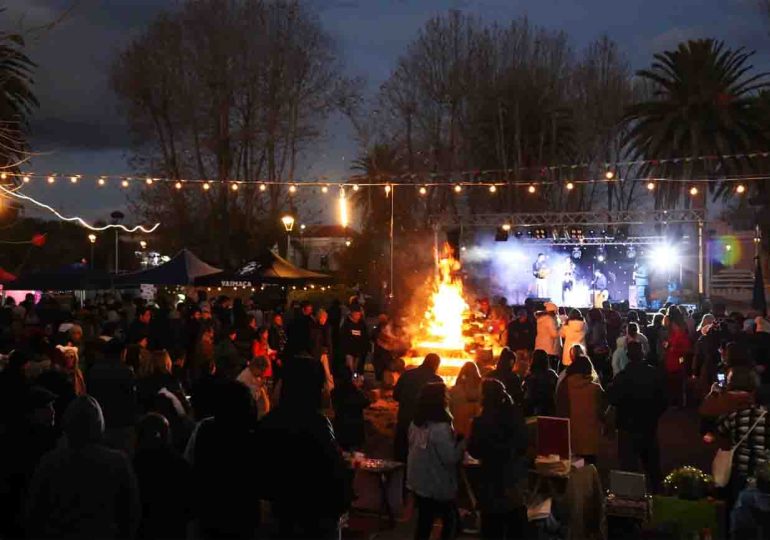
[559,309,587,369]
[611,323,650,378]
[535,302,560,368]
[486,349,524,406]
[555,355,605,465]
[25,395,141,540]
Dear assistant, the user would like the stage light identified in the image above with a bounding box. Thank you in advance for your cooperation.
[494,227,509,242]
[597,246,606,263]
[649,244,679,270]
[502,223,512,232]
[597,253,605,262]
[569,227,584,240]
[626,246,637,259]
[534,228,548,239]
[736,184,746,194]
[572,247,582,260]
[514,230,524,238]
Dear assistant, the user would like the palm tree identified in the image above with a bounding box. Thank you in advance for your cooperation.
[623,39,769,207]
[0,23,37,175]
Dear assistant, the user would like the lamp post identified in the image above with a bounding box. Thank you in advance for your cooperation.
[281,214,295,260]
[110,211,124,273]
[88,234,96,269]
[139,240,148,268]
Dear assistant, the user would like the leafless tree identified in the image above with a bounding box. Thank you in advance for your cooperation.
[112,0,351,265]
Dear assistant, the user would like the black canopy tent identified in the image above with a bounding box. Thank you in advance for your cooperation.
[114,249,222,286]
[2,266,114,291]
[194,250,332,287]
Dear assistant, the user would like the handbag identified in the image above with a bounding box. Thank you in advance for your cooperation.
[712,409,767,488]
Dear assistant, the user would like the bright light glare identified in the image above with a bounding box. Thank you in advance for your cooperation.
[650,244,679,270]
[338,189,348,228]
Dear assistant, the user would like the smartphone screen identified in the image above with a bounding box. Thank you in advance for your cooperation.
[717,373,726,386]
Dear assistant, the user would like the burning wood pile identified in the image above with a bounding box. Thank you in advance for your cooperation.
[403,243,496,385]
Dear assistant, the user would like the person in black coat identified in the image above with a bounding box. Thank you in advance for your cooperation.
[523,350,558,416]
[607,341,668,491]
[331,366,371,451]
[133,413,193,540]
[258,356,352,540]
[468,379,529,540]
[506,309,535,353]
[191,380,260,539]
[339,305,369,374]
[287,302,315,357]
[86,341,137,435]
[393,353,442,463]
[486,349,524,407]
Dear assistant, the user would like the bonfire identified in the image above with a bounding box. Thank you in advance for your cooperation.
[404,243,477,385]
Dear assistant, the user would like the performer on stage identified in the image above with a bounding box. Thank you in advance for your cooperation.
[532,253,550,298]
[562,256,576,304]
[632,261,649,309]
[591,268,609,307]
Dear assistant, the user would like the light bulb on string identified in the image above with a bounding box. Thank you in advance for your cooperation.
[259,183,267,192]
[736,184,746,194]
[174,182,182,190]
[70,176,78,184]
[566,182,574,190]
[689,186,698,196]
[419,186,427,196]
[321,185,329,194]
[121,179,129,188]
[97,177,106,186]
[528,184,536,194]
[44,176,51,184]
[231,183,239,191]
[0,173,6,180]
[489,185,497,193]
[454,184,462,193]
[605,170,615,180]
[352,184,359,192]
[647,181,655,191]
[145,177,154,185]
[384,184,391,195]
[289,184,297,194]
[203,182,211,191]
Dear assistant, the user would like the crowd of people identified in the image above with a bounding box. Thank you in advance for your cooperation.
[1,289,770,539]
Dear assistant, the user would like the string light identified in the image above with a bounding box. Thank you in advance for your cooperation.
[97,177,106,186]
[489,185,497,193]
[528,184,536,194]
[566,182,574,190]
[174,181,182,190]
[202,182,210,191]
[146,177,153,185]
[121,179,130,188]
[321,185,329,193]
[736,184,746,194]
[454,184,462,193]
[44,176,52,184]
[419,186,427,196]
[289,184,297,194]
[338,188,348,228]
[689,186,698,196]
[0,184,160,233]
[0,173,6,180]
[647,181,655,191]
[70,175,78,184]
[259,183,267,192]
[502,223,512,232]
[230,183,239,191]
[384,184,391,195]
[352,184,359,192]
[605,170,615,180]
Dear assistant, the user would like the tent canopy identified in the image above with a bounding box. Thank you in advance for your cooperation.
[194,250,331,286]
[115,249,222,286]
[3,265,113,291]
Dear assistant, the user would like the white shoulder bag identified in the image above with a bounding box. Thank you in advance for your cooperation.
[712,409,767,488]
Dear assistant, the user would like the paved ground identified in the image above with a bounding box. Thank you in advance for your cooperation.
[345,402,717,539]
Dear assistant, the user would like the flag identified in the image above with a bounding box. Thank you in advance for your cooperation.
[752,255,766,316]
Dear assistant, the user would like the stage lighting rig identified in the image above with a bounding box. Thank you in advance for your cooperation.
[572,247,582,260]
[495,227,509,242]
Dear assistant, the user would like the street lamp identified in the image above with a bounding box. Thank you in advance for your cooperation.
[88,234,96,269]
[281,214,295,259]
[140,240,147,250]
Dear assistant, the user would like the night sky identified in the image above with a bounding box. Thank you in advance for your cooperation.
[7,0,770,221]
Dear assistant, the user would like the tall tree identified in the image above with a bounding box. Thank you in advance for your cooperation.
[622,39,770,208]
[111,0,350,266]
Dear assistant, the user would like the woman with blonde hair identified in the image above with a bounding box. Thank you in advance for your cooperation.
[449,362,483,438]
